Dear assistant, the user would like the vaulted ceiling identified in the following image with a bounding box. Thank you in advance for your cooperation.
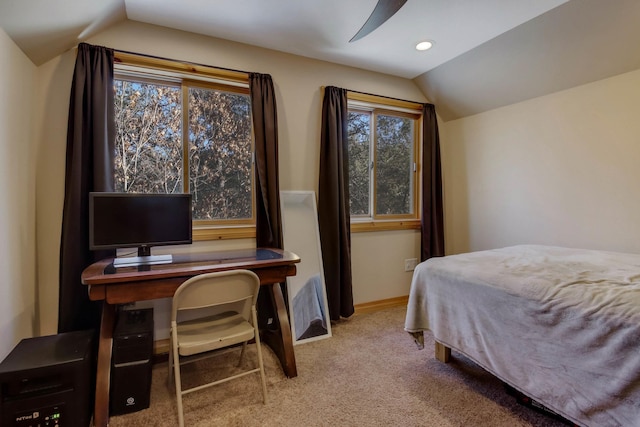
[2,0,640,121]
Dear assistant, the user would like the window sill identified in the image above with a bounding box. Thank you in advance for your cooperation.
[193,226,256,241]
[351,220,421,233]
[194,220,420,239]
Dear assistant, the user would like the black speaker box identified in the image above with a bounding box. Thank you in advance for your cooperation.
[0,330,94,427]
[110,308,154,415]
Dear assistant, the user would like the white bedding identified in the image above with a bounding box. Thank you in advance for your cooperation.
[404,245,640,427]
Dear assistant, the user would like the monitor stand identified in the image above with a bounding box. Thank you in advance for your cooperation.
[113,247,173,268]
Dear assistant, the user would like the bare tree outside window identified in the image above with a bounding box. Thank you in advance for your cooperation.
[347,110,371,216]
[347,107,417,219]
[114,77,254,223]
[114,80,183,194]
[188,87,253,221]
[375,114,414,215]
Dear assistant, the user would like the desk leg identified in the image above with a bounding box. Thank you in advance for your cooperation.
[260,283,297,378]
[94,302,115,427]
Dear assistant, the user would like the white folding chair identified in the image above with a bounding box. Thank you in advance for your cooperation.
[168,270,267,427]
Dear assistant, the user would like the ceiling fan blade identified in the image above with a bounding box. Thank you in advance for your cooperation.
[349,0,408,42]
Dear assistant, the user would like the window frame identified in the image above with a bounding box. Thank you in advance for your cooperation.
[113,52,256,241]
[346,92,423,233]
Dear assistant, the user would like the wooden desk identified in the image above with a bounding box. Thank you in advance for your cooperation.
[82,248,300,427]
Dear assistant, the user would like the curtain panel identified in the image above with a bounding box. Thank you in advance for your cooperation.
[249,73,283,250]
[421,103,445,261]
[58,43,116,333]
[318,86,355,320]
[249,73,286,330]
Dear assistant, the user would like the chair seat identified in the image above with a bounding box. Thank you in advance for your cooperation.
[177,311,255,356]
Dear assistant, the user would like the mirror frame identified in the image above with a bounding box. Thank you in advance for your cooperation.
[280,191,332,344]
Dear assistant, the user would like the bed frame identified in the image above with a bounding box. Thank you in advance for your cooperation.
[434,342,451,363]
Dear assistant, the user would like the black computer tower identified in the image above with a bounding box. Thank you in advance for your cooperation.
[110,308,154,415]
[0,330,94,427]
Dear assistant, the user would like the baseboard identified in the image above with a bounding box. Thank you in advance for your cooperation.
[154,340,170,359]
[152,296,409,357]
[354,295,408,315]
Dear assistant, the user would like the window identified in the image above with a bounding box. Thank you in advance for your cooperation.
[113,53,255,240]
[347,93,422,232]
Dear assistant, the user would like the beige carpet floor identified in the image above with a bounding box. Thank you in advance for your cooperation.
[109,306,568,427]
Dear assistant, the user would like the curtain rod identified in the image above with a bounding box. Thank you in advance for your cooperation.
[74,43,252,77]
[322,85,431,108]
[112,47,251,77]
[78,44,432,106]
[348,88,429,107]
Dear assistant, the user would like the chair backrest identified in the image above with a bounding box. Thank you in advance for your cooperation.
[171,270,260,323]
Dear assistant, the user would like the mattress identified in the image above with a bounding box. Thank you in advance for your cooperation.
[404,245,640,427]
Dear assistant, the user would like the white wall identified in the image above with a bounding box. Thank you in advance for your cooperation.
[0,27,37,359]
[35,20,427,336]
[34,52,76,337]
[441,68,640,255]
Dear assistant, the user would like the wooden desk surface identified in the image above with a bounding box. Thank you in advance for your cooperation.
[82,248,300,304]
[82,247,299,285]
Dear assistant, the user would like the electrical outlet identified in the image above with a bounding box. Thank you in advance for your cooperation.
[404,258,418,272]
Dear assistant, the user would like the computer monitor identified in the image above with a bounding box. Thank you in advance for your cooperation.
[89,192,192,267]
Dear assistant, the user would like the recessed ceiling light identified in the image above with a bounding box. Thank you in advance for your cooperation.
[416,41,434,51]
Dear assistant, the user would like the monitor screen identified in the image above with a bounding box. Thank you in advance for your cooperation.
[89,192,193,255]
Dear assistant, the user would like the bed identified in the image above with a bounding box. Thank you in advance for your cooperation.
[404,245,640,427]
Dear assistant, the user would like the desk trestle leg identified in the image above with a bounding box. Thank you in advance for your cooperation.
[258,283,297,378]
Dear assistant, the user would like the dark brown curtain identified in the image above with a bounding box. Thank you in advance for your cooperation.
[249,73,285,329]
[249,73,283,250]
[318,86,354,320]
[58,43,115,333]
[421,103,445,261]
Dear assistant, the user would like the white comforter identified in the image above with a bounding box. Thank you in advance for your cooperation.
[404,245,640,427]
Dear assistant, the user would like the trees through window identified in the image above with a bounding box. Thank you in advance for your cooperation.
[347,100,420,225]
[113,72,254,228]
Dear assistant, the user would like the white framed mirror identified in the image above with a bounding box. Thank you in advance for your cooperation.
[280,191,332,344]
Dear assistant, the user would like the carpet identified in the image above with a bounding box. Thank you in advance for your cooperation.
[109,306,568,426]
